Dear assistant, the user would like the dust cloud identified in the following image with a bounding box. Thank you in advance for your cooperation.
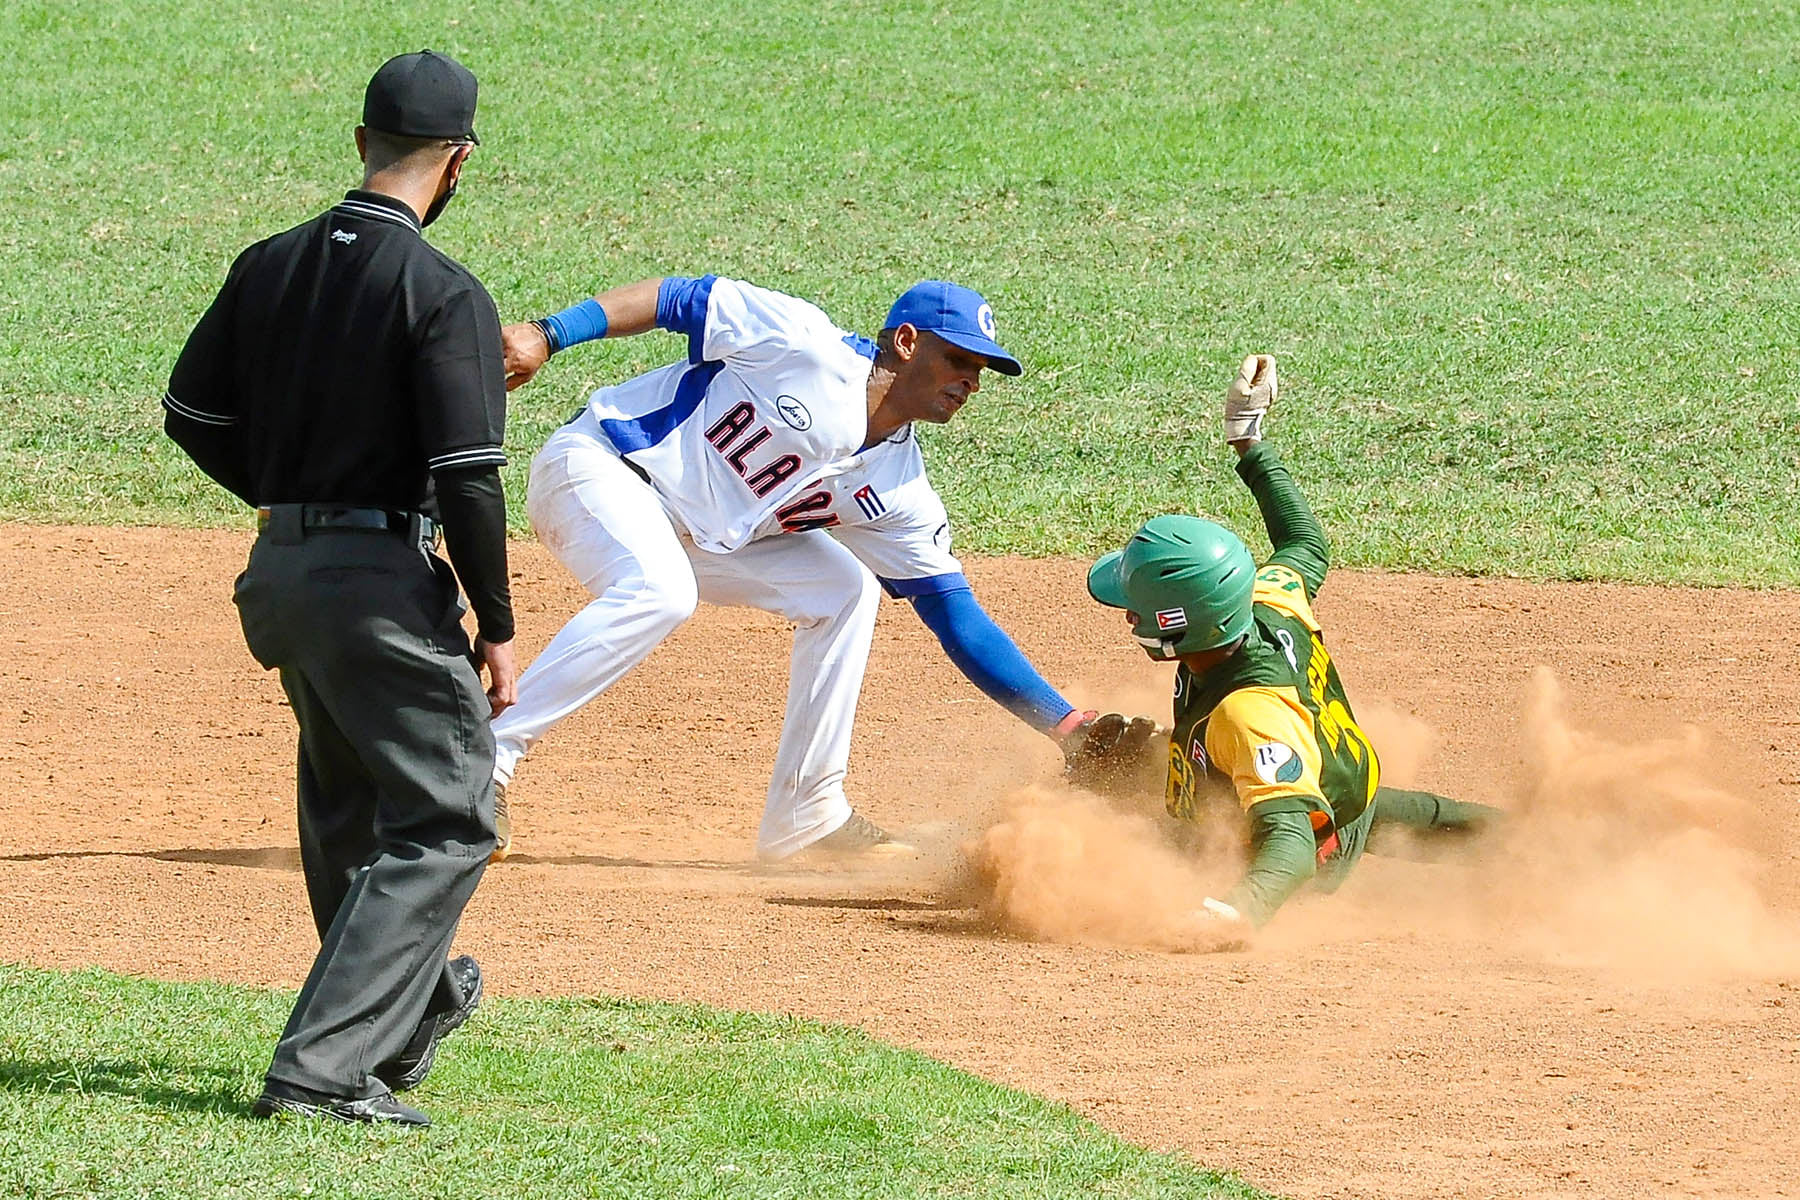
[962,667,1800,976]
[1354,702,1436,788]
[958,667,1250,952]
[965,784,1247,952]
[1478,667,1800,976]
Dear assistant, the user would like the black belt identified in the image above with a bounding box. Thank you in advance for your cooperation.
[568,407,653,486]
[256,504,440,550]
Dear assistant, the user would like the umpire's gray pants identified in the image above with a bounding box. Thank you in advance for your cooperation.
[234,519,496,1098]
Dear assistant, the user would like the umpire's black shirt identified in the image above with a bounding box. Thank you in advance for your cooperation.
[164,189,514,642]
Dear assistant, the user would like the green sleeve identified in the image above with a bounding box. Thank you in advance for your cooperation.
[1221,805,1317,927]
[1236,440,1329,597]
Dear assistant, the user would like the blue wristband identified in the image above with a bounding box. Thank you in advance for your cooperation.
[539,297,609,355]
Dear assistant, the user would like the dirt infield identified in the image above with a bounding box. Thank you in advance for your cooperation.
[2,523,1797,1200]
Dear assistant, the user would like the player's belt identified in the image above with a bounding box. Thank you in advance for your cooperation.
[574,411,654,486]
[256,504,441,551]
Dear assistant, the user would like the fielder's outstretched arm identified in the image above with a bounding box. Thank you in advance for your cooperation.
[906,581,1083,736]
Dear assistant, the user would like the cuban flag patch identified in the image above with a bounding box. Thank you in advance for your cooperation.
[854,484,885,520]
[1155,607,1187,631]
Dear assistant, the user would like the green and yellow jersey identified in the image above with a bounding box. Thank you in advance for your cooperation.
[1164,561,1379,851]
[1154,441,1386,926]
[1136,442,1495,926]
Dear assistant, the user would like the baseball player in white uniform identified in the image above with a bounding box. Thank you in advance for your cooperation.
[495,277,1099,860]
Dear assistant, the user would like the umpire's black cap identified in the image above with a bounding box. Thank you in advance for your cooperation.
[363,50,480,144]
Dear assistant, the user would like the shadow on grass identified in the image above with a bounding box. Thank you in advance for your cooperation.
[0,1056,253,1117]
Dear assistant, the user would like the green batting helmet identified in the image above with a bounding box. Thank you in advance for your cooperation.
[1087,516,1257,660]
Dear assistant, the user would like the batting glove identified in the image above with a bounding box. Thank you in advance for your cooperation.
[1200,896,1243,922]
[1223,353,1278,443]
[1167,897,1249,953]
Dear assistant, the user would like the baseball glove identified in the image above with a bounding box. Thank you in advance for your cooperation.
[1062,711,1165,797]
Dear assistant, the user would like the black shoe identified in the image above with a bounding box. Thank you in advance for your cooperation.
[251,1079,429,1127]
[375,955,483,1092]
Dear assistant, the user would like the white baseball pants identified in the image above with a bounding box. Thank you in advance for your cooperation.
[490,413,880,858]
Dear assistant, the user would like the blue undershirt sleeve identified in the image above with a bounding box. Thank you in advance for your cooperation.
[909,581,1076,733]
[655,274,717,363]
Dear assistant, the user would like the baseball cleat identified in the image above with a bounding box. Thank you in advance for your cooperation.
[490,783,511,862]
[799,811,920,860]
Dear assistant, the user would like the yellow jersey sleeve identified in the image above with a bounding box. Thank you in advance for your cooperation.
[1204,685,1327,812]
[1252,563,1320,632]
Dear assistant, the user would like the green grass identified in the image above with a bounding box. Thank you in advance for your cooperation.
[0,963,1263,1199]
[3,0,1797,584]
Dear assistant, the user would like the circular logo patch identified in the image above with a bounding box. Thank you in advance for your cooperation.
[1253,742,1304,785]
[776,395,812,431]
[976,303,997,340]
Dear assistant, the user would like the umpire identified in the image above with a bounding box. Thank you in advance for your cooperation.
[162,50,515,1126]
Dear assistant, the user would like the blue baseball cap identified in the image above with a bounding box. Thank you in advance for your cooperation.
[883,281,1022,376]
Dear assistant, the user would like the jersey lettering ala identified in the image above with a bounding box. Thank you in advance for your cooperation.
[703,400,804,497]
[1165,563,1380,841]
[579,277,873,554]
[748,424,963,596]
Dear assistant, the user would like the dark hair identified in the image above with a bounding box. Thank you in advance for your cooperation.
[873,326,904,370]
[362,128,465,175]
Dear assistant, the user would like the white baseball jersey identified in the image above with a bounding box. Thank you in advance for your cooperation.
[582,276,873,554]
[751,424,965,597]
